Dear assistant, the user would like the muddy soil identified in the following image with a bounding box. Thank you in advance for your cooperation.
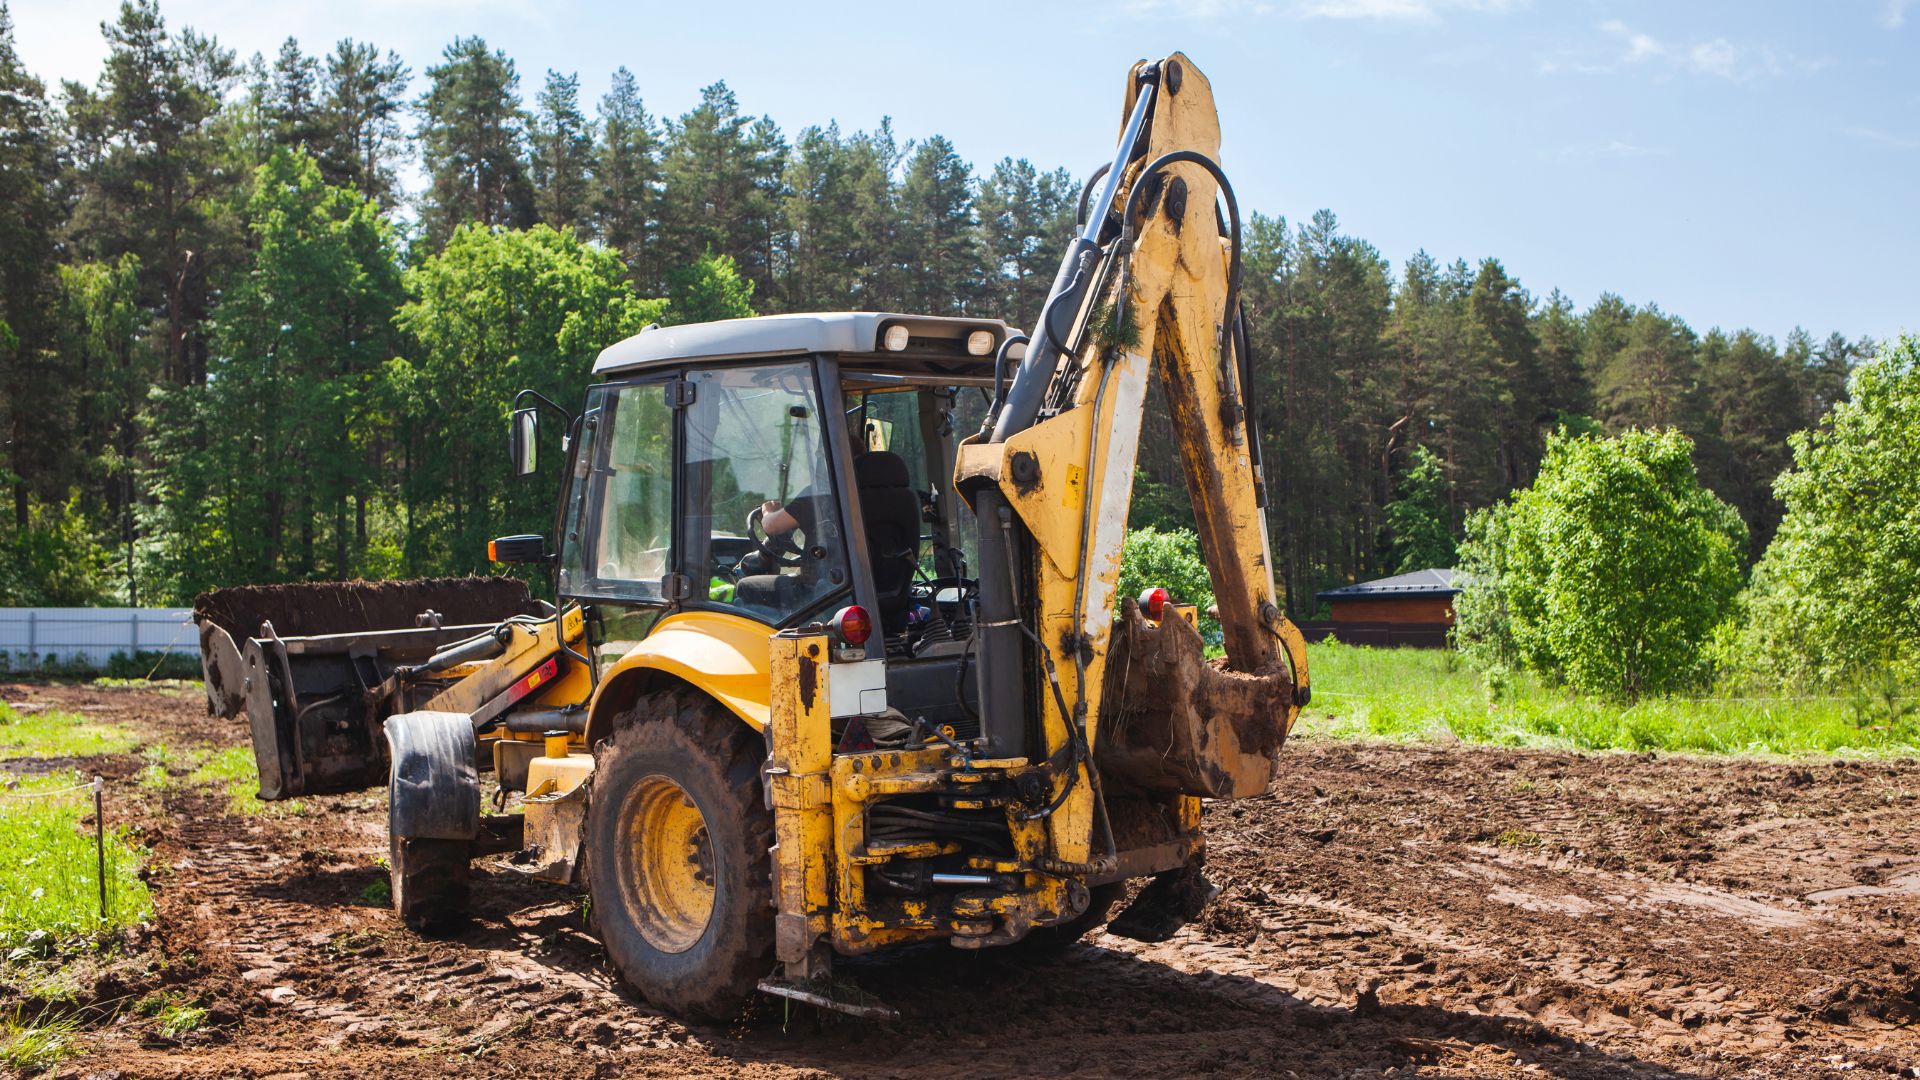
[192,576,538,641]
[11,681,1920,1079]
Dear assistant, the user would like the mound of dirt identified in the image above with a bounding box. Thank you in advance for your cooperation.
[192,577,538,641]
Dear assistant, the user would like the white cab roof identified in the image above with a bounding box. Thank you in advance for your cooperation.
[593,312,1017,375]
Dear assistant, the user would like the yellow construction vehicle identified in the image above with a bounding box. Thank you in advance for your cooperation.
[194,51,1308,1020]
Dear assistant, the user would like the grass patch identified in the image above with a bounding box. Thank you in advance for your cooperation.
[359,878,391,907]
[1296,640,1918,757]
[0,701,140,761]
[88,677,198,693]
[188,745,303,816]
[0,1014,82,1073]
[134,991,208,1036]
[0,771,153,950]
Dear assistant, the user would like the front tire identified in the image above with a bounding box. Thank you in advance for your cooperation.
[585,689,773,1020]
[389,827,470,931]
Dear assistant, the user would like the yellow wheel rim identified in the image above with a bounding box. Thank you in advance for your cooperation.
[623,774,717,954]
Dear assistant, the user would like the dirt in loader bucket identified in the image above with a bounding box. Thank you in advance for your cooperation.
[1097,598,1295,799]
[192,576,541,719]
[192,576,539,642]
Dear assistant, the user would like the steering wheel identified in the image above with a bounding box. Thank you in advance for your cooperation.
[746,505,807,570]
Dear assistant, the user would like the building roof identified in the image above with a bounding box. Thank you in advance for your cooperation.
[1315,568,1461,602]
[593,312,1017,376]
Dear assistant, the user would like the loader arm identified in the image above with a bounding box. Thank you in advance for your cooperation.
[958,53,1309,865]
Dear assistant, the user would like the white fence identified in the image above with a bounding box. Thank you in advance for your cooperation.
[0,608,197,670]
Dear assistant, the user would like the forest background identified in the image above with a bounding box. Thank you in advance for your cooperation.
[0,1,1876,616]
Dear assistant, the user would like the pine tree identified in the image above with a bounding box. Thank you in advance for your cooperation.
[657,82,787,300]
[0,1,67,527]
[530,69,593,233]
[417,36,533,245]
[976,157,1075,323]
[780,121,901,311]
[1698,328,1803,556]
[320,40,410,206]
[260,38,327,151]
[63,0,239,386]
[897,136,981,314]
[1596,306,1700,431]
[591,67,659,289]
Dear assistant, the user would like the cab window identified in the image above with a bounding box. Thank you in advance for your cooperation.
[684,362,850,625]
[558,381,674,601]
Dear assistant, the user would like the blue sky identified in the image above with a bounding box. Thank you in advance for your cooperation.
[11,0,1916,345]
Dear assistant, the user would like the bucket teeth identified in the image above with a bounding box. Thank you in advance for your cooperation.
[1106,860,1221,943]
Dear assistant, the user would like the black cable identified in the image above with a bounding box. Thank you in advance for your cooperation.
[1118,150,1246,430]
[1075,162,1113,227]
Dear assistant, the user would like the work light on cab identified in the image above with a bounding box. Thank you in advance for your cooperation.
[833,605,873,645]
[1138,586,1170,621]
[882,325,911,351]
[965,329,995,356]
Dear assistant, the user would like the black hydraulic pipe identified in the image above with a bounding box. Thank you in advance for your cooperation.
[989,72,1157,444]
[973,66,1160,761]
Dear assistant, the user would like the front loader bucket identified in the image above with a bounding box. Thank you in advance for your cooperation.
[193,577,541,799]
[1096,600,1296,800]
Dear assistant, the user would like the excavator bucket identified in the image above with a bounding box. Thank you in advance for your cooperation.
[193,577,540,799]
[1096,600,1297,800]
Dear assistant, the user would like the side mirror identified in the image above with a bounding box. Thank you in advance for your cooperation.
[488,534,549,564]
[509,408,538,476]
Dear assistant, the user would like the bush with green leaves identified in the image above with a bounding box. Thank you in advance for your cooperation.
[1715,334,1920,688]
[1455,428,1745,701]
[1116,526,1219,643]
[1384,445,1456,574]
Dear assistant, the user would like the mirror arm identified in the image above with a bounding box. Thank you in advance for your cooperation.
[511,388,575,429]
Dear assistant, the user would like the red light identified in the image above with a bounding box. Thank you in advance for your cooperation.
[1138,587,1170,621]
[834,605,873,646]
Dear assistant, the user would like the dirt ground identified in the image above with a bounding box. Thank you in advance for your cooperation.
[8,681,1920,1079]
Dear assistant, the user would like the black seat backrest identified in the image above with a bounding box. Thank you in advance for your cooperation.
[853,451,920,631]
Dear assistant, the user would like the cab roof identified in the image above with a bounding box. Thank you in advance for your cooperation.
[592,312,1018,380]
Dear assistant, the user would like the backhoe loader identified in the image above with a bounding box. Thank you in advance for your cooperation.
[193,51,1309,1020]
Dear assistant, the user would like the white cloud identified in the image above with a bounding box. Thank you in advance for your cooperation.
[1599,19,1664,63]
[1884,0,1913,29]
[1547,21,1806,82]
[1686,38,1741,79]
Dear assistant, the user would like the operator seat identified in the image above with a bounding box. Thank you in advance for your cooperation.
[854,450,920,633]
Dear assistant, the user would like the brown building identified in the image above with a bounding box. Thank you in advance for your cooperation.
[1304,568,1460,648]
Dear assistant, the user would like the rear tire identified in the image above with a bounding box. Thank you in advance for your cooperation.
[585,688,772,1021]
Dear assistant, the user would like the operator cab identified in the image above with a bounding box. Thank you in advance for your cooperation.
[552,312,1017,743]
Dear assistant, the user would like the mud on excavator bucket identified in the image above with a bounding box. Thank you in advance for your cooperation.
[193,577,541,799]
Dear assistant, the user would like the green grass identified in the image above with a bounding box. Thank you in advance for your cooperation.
[0,771,154,950]
[0,701,140,761]
[1296,640,1919,757]
[188,745,304,816]
[133,991,208,1037]
[0,1014,82,1073]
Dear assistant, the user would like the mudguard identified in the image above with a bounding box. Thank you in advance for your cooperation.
[384,711,481,841]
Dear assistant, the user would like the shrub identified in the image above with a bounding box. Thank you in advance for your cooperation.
[1116,526,1219,643]
[1456,428,1745,701]
[1716,334,1920,688]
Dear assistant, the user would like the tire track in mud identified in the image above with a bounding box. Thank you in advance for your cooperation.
[31,681,1920,1078]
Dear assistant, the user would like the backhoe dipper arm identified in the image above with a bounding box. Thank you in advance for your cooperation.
[957,53,1309,862]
